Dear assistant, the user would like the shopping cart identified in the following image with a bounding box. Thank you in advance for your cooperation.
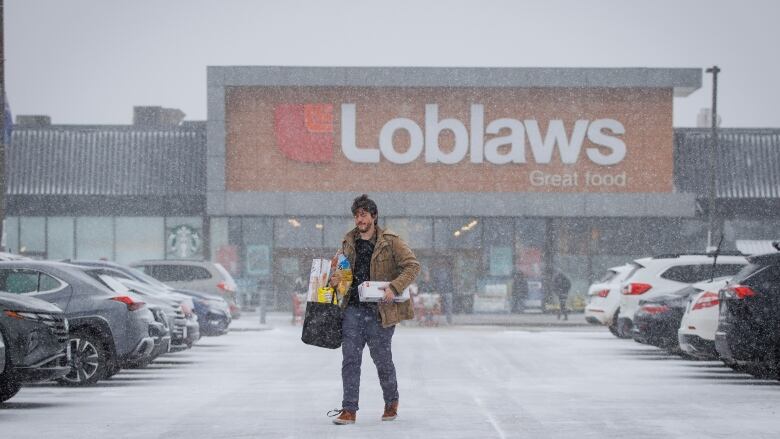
[291,292,306,325]
[413,292,442,326]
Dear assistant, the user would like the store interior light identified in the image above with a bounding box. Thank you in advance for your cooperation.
[288,218,301,228]
[453,230,461,237]
[315,224,324,229]
[458,219,479,234]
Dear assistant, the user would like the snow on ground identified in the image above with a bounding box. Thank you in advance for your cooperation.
[2,317,780,439]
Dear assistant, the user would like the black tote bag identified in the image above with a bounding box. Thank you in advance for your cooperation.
[301,299,343,349]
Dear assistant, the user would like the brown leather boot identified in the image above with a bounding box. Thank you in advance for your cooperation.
[329,409,356,425]
[382,401,398,421]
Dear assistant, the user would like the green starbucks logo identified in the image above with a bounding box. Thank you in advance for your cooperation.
[167,225,202,258]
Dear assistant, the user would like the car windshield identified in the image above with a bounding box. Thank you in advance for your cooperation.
[125,266,171,290]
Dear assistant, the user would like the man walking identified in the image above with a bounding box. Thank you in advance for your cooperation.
[328,194,420,425]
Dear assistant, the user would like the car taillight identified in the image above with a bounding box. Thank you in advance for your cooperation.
[623,283,652,295]
[692,291,719,311]
[597,289,609,298]
[727,284,756,299]
[110,296,146,311]
[640,304,669,315]
[217,281,235,293]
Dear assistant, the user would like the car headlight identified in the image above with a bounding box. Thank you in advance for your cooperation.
[4,310,58,322]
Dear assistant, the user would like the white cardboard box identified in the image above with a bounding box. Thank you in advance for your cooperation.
[357,281,411,302]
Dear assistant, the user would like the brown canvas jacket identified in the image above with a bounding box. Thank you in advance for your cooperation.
[339,226,421,328]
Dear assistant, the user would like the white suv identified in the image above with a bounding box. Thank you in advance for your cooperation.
[616,254,747,337]
[131,260,241,318]
[677,277,731,360]
[584,264,636,336]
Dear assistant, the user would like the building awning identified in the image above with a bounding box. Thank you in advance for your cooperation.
[7,123,206,197]
[675,128,780,199]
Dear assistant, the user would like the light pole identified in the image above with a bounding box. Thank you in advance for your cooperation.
[0,0,5,247]
[705,65,720,251]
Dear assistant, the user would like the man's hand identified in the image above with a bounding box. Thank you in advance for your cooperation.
[380,286,395,304]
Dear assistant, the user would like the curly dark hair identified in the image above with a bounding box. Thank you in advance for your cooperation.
[351,194,378,224]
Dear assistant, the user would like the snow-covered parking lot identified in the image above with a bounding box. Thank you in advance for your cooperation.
[3,318,780,439]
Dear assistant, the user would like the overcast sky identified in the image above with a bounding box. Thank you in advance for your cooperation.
[6,0,780,127]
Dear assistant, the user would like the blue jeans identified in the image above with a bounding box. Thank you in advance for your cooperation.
[341,305,398,412]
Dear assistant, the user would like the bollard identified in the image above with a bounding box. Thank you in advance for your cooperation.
[445,292,453,325]
[259,287,266,325]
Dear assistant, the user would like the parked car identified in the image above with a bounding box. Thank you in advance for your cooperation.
[616,253,747,337]
[678,278,732,360]
[0,261,162,385]
[0,292,70,402]
[74,264,198,352]
[87,273,179,359]
[71,260,230,336]
[584,264,636,337]
[715,247,780,377]
[131,260,241,318]
[632,277,730,352]
[117,278,200,349]
[0,252,32,262]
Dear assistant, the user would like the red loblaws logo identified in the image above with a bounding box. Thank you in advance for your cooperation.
[274,104,334,163]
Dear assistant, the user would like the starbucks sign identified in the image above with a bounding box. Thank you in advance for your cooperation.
[167,225,202,259]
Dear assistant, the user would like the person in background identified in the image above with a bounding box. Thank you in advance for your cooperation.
[552,270,571,320]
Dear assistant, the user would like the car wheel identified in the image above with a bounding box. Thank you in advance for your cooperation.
[0,332,22,403]
[104,361,122,378]
[58,330,108,386]
[0,377,21,403]
[722,359,748,373]
[608,310,620,337]
[615,312,633,339]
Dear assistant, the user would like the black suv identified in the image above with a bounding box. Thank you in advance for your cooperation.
[0,292,69,402]
[715,246,780,378]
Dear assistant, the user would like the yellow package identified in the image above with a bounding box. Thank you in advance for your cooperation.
[317,286,337,305]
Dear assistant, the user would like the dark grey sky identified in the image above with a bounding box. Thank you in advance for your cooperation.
[7,0,779,127]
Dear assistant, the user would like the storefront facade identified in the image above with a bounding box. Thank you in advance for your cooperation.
[205,66,705,310]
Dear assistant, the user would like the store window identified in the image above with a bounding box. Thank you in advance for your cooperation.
[515,219,547,311]
[116,217,164,264]
[4,217,19,253]
[324,217,355,249]
[385,218,433,250]
[243,217,273,277]
[76,217,114,260]
[433,218,482,313]
[20,217,46,257]
[47,217,75,260]
[274,217,324,249]
[473,219,514,313]
[165,217,204,259]
[434,217,481,250]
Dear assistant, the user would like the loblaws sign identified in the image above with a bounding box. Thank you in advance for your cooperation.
[275,103,626,166]
[226,86,674,193]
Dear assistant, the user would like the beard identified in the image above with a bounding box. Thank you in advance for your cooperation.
[357,222,373,233]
